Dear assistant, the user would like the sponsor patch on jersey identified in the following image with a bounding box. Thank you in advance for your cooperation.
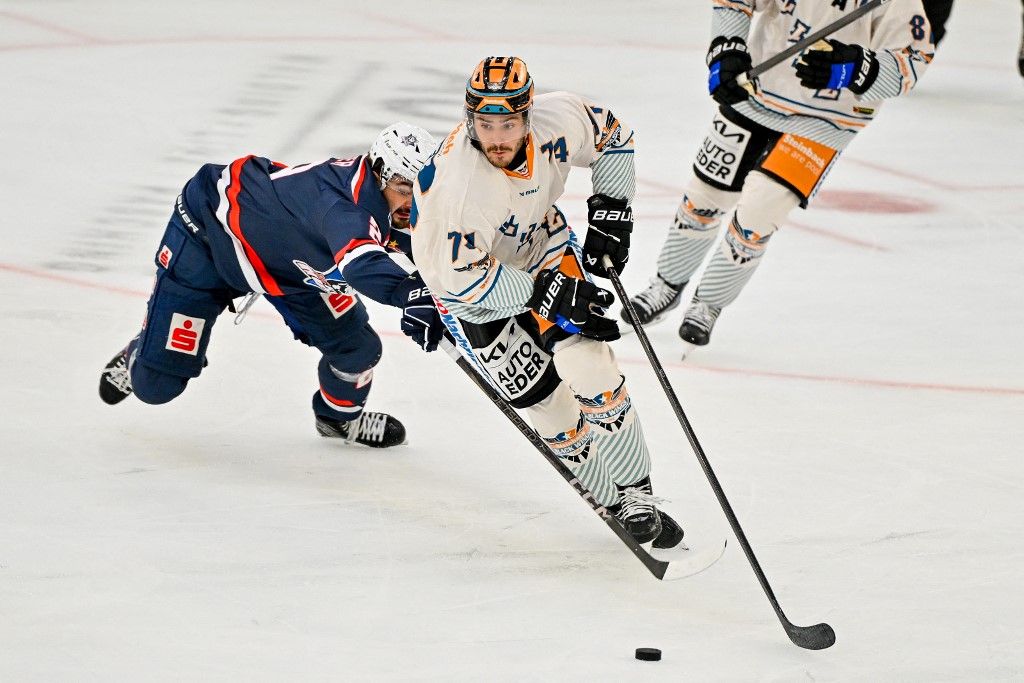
[320,291,357,318]
[158,245,173,269]
[165,313,205,355]
[695,114,751,186]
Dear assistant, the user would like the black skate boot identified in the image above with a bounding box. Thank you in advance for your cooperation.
[608,476,662,544]
[99,344,134,405]
[652,510,685,549]
[621,275,685,326]
[678,299,721,346]
[316,411,407,448]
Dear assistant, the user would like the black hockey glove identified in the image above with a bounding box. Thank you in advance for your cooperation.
[794,39,879,95]
[527,269,620,343]
[582,194,633,277]
[707,36,753,105]
[392,274,444,352]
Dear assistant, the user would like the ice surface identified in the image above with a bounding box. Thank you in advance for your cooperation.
[1,1,1022,679]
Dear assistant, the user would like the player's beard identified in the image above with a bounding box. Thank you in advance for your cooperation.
[483,139,523,168]
[391,208,411,230]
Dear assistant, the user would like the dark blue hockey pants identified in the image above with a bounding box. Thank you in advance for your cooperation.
[128,210,381,423]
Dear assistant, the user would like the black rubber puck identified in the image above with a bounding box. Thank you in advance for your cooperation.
[635,647,662,661]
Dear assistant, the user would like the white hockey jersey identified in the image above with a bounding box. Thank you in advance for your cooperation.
[411,91,635,324]
[713,0,934,149]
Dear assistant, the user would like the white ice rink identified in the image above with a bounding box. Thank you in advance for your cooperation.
[2,1,1023,679]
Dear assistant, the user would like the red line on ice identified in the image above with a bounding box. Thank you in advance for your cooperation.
[2,260,1021,398]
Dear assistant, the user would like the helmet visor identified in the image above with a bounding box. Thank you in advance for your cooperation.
[465,109,531,145]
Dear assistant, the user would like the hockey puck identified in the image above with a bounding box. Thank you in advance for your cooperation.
[635,647,662,661]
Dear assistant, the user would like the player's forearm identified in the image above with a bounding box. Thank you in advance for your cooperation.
[340,251,415,307]
[711,0,754,41]
[591,149,636,204]
[856,46,933,100]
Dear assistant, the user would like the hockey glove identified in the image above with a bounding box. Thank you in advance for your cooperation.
[795,39,879,95]
[393,274,444,352]
[527,269,620,342]
[582,194,633,277]
[707,36,753,105]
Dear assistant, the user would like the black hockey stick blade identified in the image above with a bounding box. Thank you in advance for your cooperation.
[785,621,836,651]
[600,255,836,650]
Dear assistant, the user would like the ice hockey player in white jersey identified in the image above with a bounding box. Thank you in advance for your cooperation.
[412,57,683,548]
[624,0,934,348]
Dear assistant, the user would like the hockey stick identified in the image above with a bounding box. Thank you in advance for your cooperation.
[440,337,678,580]
[736,0,891,89]
[601,256,836,650]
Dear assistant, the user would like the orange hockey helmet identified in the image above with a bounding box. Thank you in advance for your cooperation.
[465,56,534,143]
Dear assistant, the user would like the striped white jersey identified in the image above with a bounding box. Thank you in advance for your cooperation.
[713,0,934,149]
[411,91,636,323]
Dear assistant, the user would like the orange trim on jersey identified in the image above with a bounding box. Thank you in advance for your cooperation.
[226,155,285,296]
[501,134,535,180]
[755,92,869,130]
[595,118,621,152]
[759,133,838,199]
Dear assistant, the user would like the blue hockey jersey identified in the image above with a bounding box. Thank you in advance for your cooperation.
[181,154,415,306]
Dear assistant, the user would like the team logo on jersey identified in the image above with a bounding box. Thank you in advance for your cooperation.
[292,260,349,295]
[165,313,205,355]
[158,245,173,269]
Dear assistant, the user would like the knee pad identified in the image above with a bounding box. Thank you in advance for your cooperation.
[463,316,560,409]
[130,360,189,405]
[733,171,801,239]
[552,337,622,400]
[323,323,382,376]
[136,272,225,380]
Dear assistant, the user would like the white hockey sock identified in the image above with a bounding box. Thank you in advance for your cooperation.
[695,214,770,308]
[580,378,652,487]
[655,194,726,286]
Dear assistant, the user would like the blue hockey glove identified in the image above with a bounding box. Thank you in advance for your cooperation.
[707,36,753,105]
[392,275,444,352]
[527,270,620,342]
[795,39,879,94]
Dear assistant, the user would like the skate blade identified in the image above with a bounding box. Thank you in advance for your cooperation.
[679,340,697,360]
[649,538,727,581]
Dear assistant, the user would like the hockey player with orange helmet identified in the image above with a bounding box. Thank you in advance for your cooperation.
[411,57,684,548]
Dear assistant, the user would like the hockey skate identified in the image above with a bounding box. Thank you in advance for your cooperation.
[678,299,721,347]
[620,276,685,326]
[608,476,663,544]
[99,343,134,405]
[653,509,685,550]
[316,411,407,448]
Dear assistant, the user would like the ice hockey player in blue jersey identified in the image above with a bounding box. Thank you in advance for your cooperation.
[98,123,444,448]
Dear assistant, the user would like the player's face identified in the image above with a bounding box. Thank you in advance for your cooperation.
[472,113,528,168]
[382,176,414,229]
